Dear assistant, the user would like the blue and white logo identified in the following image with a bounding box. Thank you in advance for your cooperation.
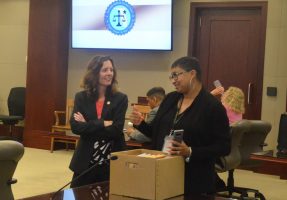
[105,0,135,35]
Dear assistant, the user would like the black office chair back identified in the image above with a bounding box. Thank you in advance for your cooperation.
[7,87,26,117]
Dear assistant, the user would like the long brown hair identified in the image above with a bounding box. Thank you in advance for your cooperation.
[81,56,118,96]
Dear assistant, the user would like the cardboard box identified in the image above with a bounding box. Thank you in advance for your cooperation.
[110,149,184,200]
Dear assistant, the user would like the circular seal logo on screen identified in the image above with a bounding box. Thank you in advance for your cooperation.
[105,0,135,35]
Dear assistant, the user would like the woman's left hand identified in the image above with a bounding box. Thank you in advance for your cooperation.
[168,141,190,157]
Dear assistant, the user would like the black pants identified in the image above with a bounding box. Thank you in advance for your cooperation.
[70,164,109,188]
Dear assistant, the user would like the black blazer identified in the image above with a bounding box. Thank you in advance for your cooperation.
[137,89,230,194]
[69,90,128,174]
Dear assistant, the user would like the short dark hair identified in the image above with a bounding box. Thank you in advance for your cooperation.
[171,56,201,81]
[146,87,166,101]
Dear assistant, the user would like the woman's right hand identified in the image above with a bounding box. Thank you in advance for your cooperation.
[129,106,144,126]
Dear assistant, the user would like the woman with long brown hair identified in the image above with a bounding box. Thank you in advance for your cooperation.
[69,56,128,187]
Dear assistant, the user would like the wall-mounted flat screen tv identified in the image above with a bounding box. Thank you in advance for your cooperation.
[72,0,173,50]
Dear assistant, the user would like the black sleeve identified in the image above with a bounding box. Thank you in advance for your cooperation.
[70,92,105,137]
[191,101,231,159]
[135,120,153,138]
[135,92,176,138]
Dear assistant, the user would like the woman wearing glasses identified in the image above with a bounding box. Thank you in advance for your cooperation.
[130,56,230,195]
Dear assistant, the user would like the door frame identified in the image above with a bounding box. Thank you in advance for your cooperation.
[187,1,267,119]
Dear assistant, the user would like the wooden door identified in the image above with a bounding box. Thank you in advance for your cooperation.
[188,2,267,120]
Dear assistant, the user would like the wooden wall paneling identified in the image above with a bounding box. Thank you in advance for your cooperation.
[23,0,70,149]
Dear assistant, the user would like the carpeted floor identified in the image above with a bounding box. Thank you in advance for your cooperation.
[12,147,287,200]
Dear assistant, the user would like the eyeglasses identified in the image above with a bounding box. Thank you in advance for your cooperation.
[169,71,187,81]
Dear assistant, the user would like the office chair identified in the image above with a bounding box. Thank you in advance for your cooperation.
[0,87,25,141]
[0,140,24,200]
[216,120,271,200]
[239,120,271,167]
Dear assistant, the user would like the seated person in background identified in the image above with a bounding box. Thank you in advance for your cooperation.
[221,86,245,124]
[211,86,245,124]
[211,86,245,191]
[126,87,166,143]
